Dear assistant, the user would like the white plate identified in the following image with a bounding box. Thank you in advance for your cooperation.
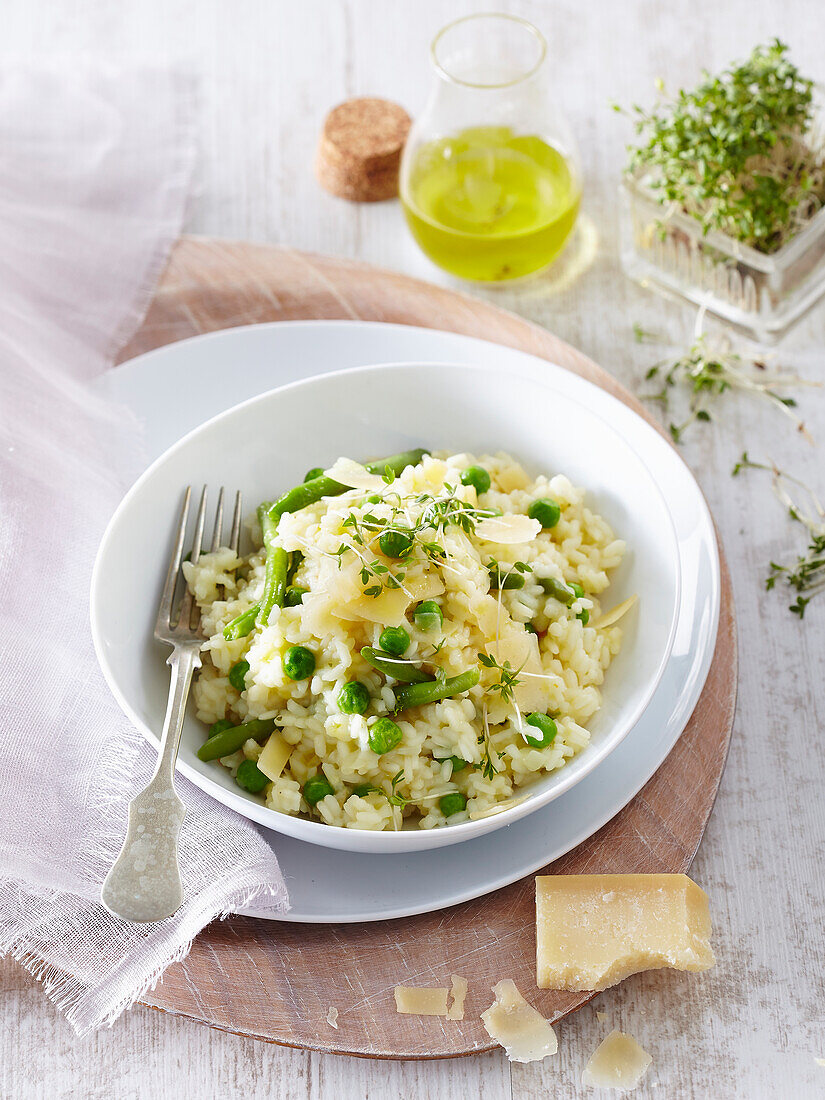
[96,322,719,919]
[92,362,680,853]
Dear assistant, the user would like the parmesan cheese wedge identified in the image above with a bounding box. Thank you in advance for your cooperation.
[324,457,386,492]
[480,979,557,1063]
[394,986,449,1016]
[581,1030,652,1091]
[446,974,468,1020]
[475,514,541,545]
[591,594,638,630]
[256,731,293,782]
[536,874,715,991]
[326,1006,339,1029]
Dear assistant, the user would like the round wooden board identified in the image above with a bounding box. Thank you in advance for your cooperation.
[119,237,737,1059]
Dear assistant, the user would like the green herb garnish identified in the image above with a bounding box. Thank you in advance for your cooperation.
[622,40,825,254]
[732,452,825,617]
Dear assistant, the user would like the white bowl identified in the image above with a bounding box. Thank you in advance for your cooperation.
[91,362,680,853]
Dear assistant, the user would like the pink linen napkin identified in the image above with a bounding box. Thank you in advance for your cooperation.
[0,61,287,1035]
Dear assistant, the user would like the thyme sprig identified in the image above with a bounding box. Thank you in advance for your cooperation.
[732,452,825,617]
[620,40,825,254]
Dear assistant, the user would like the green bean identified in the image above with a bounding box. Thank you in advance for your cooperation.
[197,719,276,762]
[223,604,260,641]
[304,467,324,482]
[393,668,480,711]
[538,576,576,605]
[256,451,428,627]
[257,504,288,626]
[285,550,304,585]
[489,564,525,590]
[285,585,308,607]
[267,449,428,520]
[360,646,429,683]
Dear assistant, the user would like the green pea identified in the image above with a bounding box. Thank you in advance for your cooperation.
[351,783,378,798]
[524,712,557,748]
[285,585,308,607]
[448,756,469,771]
[378,626,410,656]
[439,792,467,817]
[283,645,316,681]
[235,759,270,793]
[414,600,443,632]
[208,718,234,738]
[379,527,414,558]
[488,564,525,590]
[338,680,371,715]
[303,774,334,806]
[368,716,403,755]
[569,581,589,624]
[304,467,324,482]
[228,659,250,692]
[528,498,561,529]
[461,466,491,494]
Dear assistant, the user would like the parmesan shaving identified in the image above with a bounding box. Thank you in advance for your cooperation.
[581,1030,652,1091]
[596,1010,608,1023]
[591,594,638,630]
[394,986,449,1016]
[326,1006,339,1029]
[468,794,529,821]
[446,974,468,1020]
[256,732,293,782]
[324,456,386,491]
[480,979,557,1063]
[475,514,542,545]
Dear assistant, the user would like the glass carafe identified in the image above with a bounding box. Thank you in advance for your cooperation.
[400,13,581,282]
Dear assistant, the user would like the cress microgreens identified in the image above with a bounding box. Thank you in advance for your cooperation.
[333,481,500,598]
[732,452,825,617]
[639,313,816,444]
[619,40,825,254]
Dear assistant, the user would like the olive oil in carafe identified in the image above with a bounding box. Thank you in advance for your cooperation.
[402,126,579,281]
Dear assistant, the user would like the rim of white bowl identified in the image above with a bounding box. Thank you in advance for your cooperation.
[91,359,682,853]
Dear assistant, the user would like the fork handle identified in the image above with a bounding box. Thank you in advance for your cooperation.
[101,645,201,923]
[155,645,202,786]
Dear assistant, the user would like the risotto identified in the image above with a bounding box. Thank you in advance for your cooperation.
[183,449,627,831]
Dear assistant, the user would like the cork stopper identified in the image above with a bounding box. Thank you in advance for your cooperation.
[315,97,412,202]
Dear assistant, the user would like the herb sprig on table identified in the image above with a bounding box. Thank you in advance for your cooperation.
[732,453,825,617]
[619,40,825,253]
[639,315,817,443]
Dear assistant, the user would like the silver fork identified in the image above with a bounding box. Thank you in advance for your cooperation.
[101,486,242,924]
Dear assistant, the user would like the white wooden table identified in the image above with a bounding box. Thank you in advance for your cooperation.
[3,1,824,1096]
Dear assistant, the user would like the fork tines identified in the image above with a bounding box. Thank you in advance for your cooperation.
[155,486,242,640]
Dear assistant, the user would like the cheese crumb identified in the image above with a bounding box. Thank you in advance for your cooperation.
[581,1030,652,1091]
[394,986,449,1016]
[447,974,468,1020]
[480,979,558,1063]
[326,1006,338,1029]
[536,874,715,991]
